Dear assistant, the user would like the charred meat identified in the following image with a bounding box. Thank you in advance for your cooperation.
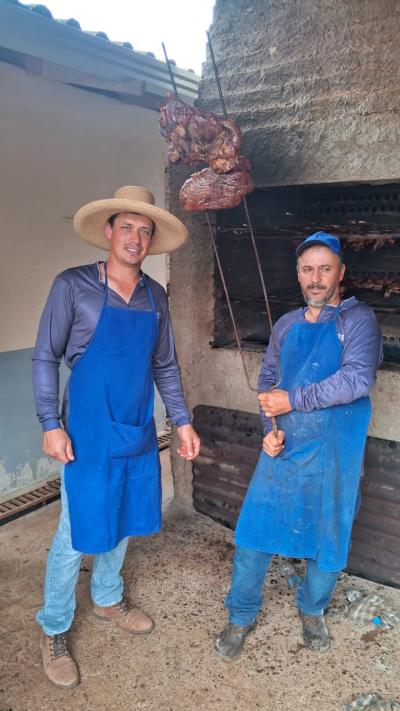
[345,274,400,298]
[160,93,242,173]
[343,235,396,252]
[179,158,254,212]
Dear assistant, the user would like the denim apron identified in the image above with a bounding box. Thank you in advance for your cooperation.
[235,311,372,571]
[64,268,161,554]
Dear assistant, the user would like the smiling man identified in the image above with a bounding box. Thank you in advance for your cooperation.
[33,186,200,688]
[214,231,382,660]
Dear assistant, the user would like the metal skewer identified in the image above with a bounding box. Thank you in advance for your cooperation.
[162,42,280,436]
[206,32,281,437]
[162,43,179,96]
[206,32,281,385]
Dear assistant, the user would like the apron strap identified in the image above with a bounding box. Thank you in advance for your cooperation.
[103,262,158,326]
[103,261,109,300]
[143,275,158,315]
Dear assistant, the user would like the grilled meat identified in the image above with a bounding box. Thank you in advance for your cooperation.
[179,158,253,211]
[160,93,242,173]
[345,274,400,298]
[344,235,396,252]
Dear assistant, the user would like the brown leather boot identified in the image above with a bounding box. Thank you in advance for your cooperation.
[40,632,80,688]
[93,598,154,634]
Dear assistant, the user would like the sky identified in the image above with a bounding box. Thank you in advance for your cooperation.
[31,0,216,75]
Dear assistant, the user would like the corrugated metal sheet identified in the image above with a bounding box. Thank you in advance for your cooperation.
[193,405,262,528]
[347,437,400,587]
[0,2,199,107]
[193,404,400,588]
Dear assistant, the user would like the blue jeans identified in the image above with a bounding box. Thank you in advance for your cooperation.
[225,545,340,626]
[36,470,129,636]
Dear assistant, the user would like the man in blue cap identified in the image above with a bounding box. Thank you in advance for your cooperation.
[214,231,382,658]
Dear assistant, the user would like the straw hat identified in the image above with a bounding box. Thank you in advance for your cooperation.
[73,186,188,254]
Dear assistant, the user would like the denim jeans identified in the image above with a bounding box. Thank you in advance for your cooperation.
[225,545,340,626]
[36,469,129,636]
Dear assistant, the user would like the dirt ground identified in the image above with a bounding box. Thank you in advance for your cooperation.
[1,477,399,711]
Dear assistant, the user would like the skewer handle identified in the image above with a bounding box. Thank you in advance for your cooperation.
[271,416,279,438]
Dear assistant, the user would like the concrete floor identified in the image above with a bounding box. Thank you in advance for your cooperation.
[1,453,400,711]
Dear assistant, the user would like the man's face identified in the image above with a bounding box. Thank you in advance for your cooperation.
[104,212,154,267]
[297,245,345,308]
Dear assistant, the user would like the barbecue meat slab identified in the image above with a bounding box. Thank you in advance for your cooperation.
[179,159,254,211]
[160,93,241,173]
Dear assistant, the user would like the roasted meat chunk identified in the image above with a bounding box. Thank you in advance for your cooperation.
[179,159,254,211]
[160,93,242,173]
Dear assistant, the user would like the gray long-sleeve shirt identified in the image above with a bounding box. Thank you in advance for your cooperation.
[258,297,383,434]
[32,262,191,432]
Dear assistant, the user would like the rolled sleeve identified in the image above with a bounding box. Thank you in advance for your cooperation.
[32,276,74,431]
[294,313,382,412]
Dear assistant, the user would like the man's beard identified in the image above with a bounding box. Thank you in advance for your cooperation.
[301,283,337,308]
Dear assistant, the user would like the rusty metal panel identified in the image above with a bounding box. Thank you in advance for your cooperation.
[192,405,261,528]
[193,405,400,588]
[347,437,400,587]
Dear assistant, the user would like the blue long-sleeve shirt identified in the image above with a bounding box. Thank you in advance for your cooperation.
[32,262,191,432]
[258,297,383,434]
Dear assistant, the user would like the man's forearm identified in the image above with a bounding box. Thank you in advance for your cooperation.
[258,335,281,434]
[153,364,191,426]
[32,358,61,431]
[291,314,382,412]
[290,366,373,412]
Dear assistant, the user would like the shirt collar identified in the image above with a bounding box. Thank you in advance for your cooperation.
[96,261,145,287]
[302,296,358,314]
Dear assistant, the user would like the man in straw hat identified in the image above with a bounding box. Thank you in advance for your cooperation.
[32,186,200,688]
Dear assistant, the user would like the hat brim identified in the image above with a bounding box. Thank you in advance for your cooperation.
[296,239,339,257]
[73,198,188,255]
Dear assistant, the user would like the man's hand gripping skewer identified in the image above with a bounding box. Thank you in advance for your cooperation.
[258,389,292,458]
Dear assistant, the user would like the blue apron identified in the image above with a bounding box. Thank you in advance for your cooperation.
[235,310,371,572]
[64,268,161,554]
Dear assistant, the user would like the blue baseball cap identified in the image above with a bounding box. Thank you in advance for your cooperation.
[296,231,341,257]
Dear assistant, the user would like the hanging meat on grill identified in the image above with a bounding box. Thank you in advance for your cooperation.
[160,93,242,173]
[179,158,254,211]
[344,234,396,252]
[345,274,400,298]
[207,118,242,173]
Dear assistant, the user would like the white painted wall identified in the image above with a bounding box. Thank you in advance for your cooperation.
[0,60,171,495]
[0,61,168,352]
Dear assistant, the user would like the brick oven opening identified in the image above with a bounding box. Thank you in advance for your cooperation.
[213,182,400,367]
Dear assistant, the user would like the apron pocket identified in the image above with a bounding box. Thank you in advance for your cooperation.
[282,436,323,475]
[109,419,156,458]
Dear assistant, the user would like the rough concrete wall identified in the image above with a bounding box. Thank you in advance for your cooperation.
[200,0,400,187]
[169,0,400,508]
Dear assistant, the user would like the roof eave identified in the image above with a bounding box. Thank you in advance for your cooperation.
[0,2,200,105]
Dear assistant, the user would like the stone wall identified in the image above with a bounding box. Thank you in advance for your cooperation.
[169,0,400,507]
[200,0,400,187]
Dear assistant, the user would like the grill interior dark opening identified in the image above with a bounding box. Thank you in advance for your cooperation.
[213,182,400,365]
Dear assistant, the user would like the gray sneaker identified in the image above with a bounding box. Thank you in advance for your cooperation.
[299,612,330,652]
[214,622,255,659]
